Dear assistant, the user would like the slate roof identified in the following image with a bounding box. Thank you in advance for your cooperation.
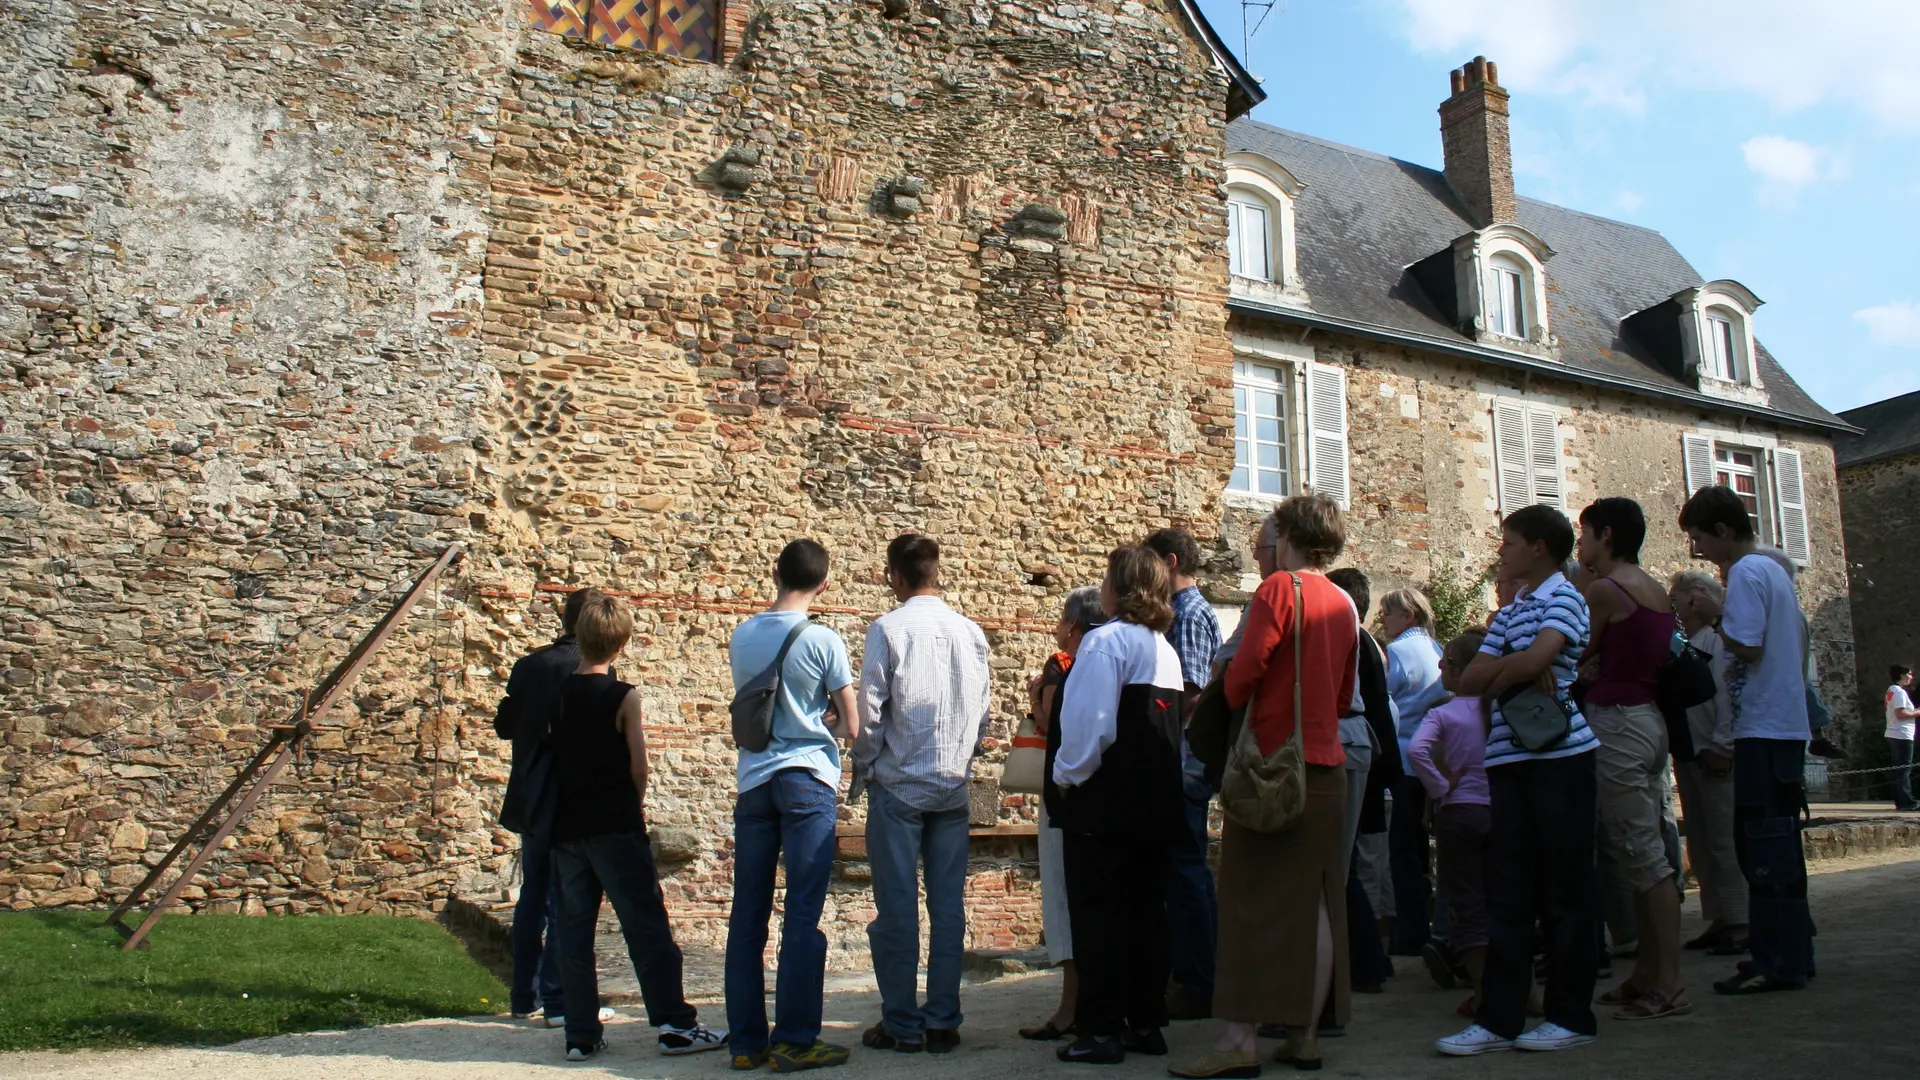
[1225,120,1850,434]
[1836,390,1920,467]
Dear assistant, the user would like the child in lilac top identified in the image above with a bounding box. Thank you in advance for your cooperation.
[1409,696,1490,807]
[1409,629,1495,1016]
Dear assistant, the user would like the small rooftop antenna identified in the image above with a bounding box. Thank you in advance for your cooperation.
[1242,0,1284,61]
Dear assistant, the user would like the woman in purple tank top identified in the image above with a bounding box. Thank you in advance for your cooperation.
[1577,498,1689,1020]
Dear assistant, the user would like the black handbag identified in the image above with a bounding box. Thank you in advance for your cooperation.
[1495,639,1573,752]
[1655,642,1717,762]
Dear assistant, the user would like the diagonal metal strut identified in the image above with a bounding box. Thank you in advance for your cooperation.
[107,542,466,950]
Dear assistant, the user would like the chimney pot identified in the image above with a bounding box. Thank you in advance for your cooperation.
[1439,56,1517,227]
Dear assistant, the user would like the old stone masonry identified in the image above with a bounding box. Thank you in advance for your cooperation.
[0,0,1256,948]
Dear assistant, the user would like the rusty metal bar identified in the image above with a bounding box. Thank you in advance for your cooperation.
[113,542,466,950]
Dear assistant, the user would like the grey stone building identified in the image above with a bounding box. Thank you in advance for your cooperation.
[1838,391,1920,755]
[1202,58,1861,730]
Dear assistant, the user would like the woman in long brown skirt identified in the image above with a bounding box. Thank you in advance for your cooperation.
[1171,495,1361,1078]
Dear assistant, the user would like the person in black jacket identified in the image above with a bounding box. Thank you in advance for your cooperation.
[1328,568,1403,996]
[495,588,595,1025]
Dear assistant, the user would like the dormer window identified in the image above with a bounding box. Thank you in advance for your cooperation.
[1224,152,1307,305]
[1487,253,1528,339]
[1671,281,1765,397]
[1227,193,1273,282]
[1434,223,1554,353]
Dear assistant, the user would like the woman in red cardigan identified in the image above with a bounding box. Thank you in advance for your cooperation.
[1172,493,1360,1079]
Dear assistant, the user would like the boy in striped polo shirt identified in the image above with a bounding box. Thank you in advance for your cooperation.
[1436,504,1599,1058]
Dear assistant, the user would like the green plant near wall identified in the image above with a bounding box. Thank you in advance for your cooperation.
[1427,561,1493,643]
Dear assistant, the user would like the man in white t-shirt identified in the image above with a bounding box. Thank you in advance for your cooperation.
[1681,484,1814,995]
[1885,665,1920,811]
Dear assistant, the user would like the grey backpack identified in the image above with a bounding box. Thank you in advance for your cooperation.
[730,619,817,752]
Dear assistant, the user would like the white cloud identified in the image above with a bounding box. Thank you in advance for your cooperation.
[1741,136,1824,187]
[1390,0,1920,130]
[1855,301,1920,348]
[1613,188,1646,214]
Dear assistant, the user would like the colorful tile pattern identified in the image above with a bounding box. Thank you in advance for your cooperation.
[529,0,714,61]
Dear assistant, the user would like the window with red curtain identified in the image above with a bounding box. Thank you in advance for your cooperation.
[526,0,717,62]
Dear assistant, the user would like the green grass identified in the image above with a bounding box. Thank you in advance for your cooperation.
[0,911,508,1051]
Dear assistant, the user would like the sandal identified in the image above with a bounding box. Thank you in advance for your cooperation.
[1018,1020,1075,1041]
[1614,990,1693,1020]
[1713,971,1805,995]
[1596,979,1643,1005]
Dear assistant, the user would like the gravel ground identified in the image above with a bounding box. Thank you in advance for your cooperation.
[8,849,1917,1080]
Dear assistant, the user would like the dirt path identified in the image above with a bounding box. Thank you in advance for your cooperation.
[10,850,1918,1080]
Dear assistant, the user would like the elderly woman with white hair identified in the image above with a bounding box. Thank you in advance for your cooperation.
[1668,570,1749,954]
[1018,585,1108,1043]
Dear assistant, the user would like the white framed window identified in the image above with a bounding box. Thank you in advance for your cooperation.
[1682,433,1811,565]
[1227,192,1273,283]
[1224,355,1350,510]
[1487,255,1527,339]
[1231,360,1292,497]
[1492,399,1564,513]
[1704,313,1738,381]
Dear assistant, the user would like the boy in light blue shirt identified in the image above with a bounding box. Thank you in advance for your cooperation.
[724,539,858,1072]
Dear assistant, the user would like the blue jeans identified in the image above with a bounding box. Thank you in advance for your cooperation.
[1888,737,1916,809]
[726,769,838,1055]
[554,830,698,1045]
[1733,738,1814,985]
[510,829,566,1017]
[1164,777,1217,1002]
[866,781,970,1040]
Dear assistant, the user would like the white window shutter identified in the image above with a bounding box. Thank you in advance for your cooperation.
[1525,405,1564,508]
[1492,400,1532,514]
[1683,433,1715,497]
[1773,447,1811,565]
[1305,362,1350,509]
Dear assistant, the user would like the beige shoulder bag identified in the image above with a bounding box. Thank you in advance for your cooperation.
[1220,572,1309,834]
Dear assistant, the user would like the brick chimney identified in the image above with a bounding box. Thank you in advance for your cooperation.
[1439,56,1517,227]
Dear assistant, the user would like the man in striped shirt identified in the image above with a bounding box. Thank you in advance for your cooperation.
[1437,504,1599,1058]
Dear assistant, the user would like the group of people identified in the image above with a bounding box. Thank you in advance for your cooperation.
[491,482,1825,1073]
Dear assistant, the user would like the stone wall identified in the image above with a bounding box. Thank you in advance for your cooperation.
[1840,448,1920,752]
[0,0,1241,953]
[1214,320,1858,729]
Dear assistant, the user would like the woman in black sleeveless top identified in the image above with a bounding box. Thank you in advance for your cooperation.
[544,592,726,1063]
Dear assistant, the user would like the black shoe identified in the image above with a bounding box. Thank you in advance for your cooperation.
[1122,1027,1168,1055]
[1057,1034,1125,1064]
[565,1039,606,1062]
[861,1023,922,1053]
[925,1029,960,1054]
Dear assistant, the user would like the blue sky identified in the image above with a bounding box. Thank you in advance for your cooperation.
[1194,0,1920,415]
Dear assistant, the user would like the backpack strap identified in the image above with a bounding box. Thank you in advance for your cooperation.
[765,617,818,739]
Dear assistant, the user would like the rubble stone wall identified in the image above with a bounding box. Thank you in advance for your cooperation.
[0,0,1240,954]
[1839,449,1918,748]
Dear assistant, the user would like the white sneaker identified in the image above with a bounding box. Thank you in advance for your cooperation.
[1515,1022,1595,1052]
[545,1007,617,1028]
[1435,1024,1515,1056]
[658,1022,729,1055]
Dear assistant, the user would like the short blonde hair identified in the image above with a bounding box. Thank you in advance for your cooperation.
[1381,587,1436,632]
[1669,570,1723,604]
[573,590,632,663]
